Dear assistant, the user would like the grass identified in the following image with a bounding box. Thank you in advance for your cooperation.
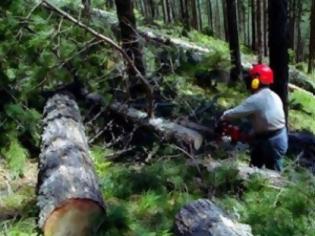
[289,90,315,133]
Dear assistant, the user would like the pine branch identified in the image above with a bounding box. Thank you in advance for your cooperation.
[40,0,154,117]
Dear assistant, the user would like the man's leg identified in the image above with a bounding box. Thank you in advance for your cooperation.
[250,141,265,168]
[265,129,288,171]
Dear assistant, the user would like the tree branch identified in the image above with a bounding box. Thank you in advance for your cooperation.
[40,0,154,117]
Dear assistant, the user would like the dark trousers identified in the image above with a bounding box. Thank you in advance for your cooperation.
[250,128,288,171]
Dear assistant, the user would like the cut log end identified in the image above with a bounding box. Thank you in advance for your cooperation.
[44,199,104,236]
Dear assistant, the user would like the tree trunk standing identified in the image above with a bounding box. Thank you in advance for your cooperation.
[223,0,229,41]
[247,0,251,46]
[191,0,198,29]
[82,0,91,17]
[215,0,223,38]
[251,0,257,51]
[207,0,213,32]
[115,0,146,91]
[269,0,289,121]
[263,0,268,56]
[165,0,172,23]
[106,0,114,9]
[256,0,263,62]
[149,0,155,20]
[308,0,315,73]
[226,0,242,81]
[237,0,244,43]
[197,0,203,30]
[162,0,167,23]
[288,0,297,50]
[296,0,303,63]
[37,94,105,236]
[182,0,190,30]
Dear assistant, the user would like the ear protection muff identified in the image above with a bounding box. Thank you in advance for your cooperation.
[251,78,260,90]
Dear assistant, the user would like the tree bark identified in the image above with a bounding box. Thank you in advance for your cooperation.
[105,0,114,9]
[114,0,146,82]
[37,94,105,236]
[269,0,289,121]
[251,0,257,51]
[206,0,213,32]
[308,0,315,73]
[226,0,242,81]
[288,0,297,50]
[82,0,91,17]
[110,102,204,150]
[197,0,203,30]
[174,199,253,236]
[223,0,229,41]
[263,0,268,56]
[191,0,198,29]
[256,0,263,62]
[295,0,303,63]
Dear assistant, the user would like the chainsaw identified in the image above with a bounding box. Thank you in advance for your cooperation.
[214,120,250,144]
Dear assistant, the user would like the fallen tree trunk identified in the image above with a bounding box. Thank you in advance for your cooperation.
[174,199,253,236]
[189,157,286,187]
[37,93,105,236]
[110,102,203,150]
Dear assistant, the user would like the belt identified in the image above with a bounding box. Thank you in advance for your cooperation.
[255,128,284,139]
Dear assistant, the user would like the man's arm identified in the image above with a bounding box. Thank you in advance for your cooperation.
[221,96,256,121]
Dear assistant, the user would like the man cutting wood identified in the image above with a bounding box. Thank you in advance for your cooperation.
[220,64,288,171]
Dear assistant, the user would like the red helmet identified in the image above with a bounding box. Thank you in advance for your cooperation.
[249,64,274,85]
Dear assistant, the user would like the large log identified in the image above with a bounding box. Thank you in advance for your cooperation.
[110,102,203,150]
[174,199,253,236]
[37,94,105,236]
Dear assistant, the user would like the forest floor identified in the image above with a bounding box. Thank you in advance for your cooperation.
[1,2,315,236]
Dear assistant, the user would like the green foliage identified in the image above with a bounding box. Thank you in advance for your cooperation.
[1,137,28,177]
[289,90,315,133]
[0,218,37,236]
[221,171,315,236]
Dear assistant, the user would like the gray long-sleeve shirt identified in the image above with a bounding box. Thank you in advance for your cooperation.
[222,88,286,134]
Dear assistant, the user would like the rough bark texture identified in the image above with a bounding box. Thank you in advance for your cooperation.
[110,102,203,150]
[226,0,242,81]
[204,159,285,187]
[256,0,263,62]
[115,0,146,78]
[37,94,105,235]
[308,0,315,73]
[174,199,253,236]
[269,0,289,121]
[251,0,256,51]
